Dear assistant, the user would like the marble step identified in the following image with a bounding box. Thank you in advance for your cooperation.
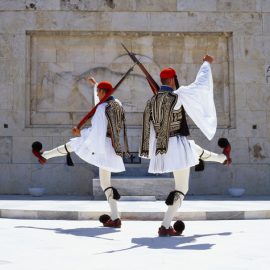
[1,196,270,221]
[120,196,156,201]
[92,177,174,200]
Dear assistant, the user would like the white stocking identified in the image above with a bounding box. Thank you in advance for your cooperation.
[194,143,226,163]
[99,168,120,221]
[162,168,190,229]
[42,142,73,160]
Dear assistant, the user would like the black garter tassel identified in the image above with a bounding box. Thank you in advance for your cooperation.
[111,187,121,200]
[165,190,184,206]
[64,144,74,166]
[104,187,121,200]
[195,159,205,171]
[66,153,74,166]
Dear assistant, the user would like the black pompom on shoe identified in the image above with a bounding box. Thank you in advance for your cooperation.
[32,141,47,165]
[218,138,230,148]
[218,138,232,165]
[32,141,43,152]
[99,214,111,224]
[173,220,185,235]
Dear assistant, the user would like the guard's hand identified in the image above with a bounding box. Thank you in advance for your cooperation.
[72,127,81,137]
[86,76,97,87]
[203,55,214,64]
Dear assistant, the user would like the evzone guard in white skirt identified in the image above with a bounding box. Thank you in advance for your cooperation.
[140,55,232,236]
[32,78,129,228]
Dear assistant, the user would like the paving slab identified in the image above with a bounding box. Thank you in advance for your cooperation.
[0,219,270,270]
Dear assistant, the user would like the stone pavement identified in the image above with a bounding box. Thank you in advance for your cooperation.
[1,195,270,220]
[0,218,270,270]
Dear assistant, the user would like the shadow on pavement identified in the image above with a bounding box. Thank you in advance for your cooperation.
[15,226,119,241]
[100,232,232,253]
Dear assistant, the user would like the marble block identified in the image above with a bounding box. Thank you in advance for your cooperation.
[93,177,174,200]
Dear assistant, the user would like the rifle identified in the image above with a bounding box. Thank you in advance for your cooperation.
[76,63,136,129]
[121,43,160,95]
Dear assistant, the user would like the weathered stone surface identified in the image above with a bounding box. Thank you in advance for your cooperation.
[0,0,61,11]
[136,0,177,12]
[246,84,270,111]
[0,110,32,138]
[248,138,270,164]
[190,164,231,195]
[0,3,269,195]
[111,12,150,31]
[236,110,267,138]
[233,164,270,194]
[59,0,178,12]
[47,164,95,195]
[234,83,247,110]
[0,82,13,110]
[35,11,98,31]
[233,35,264,61]
[261,0,270,12]
[0,12,35,33]
[228,137,250,164]
[263,37,270,60]
[60,0,99,11]
[0,137,12,163]
[60,0,136,11]
[216,0,257,12]
[0,164,32,194]
[177,0,217,12]
[0,0,26,10]
[234,60,265,84]
[33,0,61,11]
[263,13,270,34]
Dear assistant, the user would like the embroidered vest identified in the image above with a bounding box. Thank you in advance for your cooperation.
[105,100,129,157]
[140,92,189,157]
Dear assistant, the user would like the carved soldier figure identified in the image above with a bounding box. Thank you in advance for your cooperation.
[140,55,231,236]
[32,77,129,228]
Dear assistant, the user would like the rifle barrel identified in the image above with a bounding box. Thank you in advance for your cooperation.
[121,43,160,94]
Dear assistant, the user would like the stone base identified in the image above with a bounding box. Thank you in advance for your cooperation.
[92,177,174,200]
[120,196,156,201]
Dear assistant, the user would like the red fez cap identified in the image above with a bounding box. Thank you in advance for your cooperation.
[160,68,176,79]
[97,81,113,92]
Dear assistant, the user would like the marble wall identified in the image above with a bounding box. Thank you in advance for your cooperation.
[0,0,269,195]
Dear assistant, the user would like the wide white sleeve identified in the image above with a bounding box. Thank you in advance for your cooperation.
[174,61,217,140]
[84,104,107,154]
[93,83,99,106]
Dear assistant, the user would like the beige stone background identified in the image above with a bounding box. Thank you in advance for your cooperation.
[0,0,269,195]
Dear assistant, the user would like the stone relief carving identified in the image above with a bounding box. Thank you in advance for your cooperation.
[27,31,233,128]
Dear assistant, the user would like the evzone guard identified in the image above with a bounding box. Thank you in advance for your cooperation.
[32,69,133,228]
[139,55,231,236]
